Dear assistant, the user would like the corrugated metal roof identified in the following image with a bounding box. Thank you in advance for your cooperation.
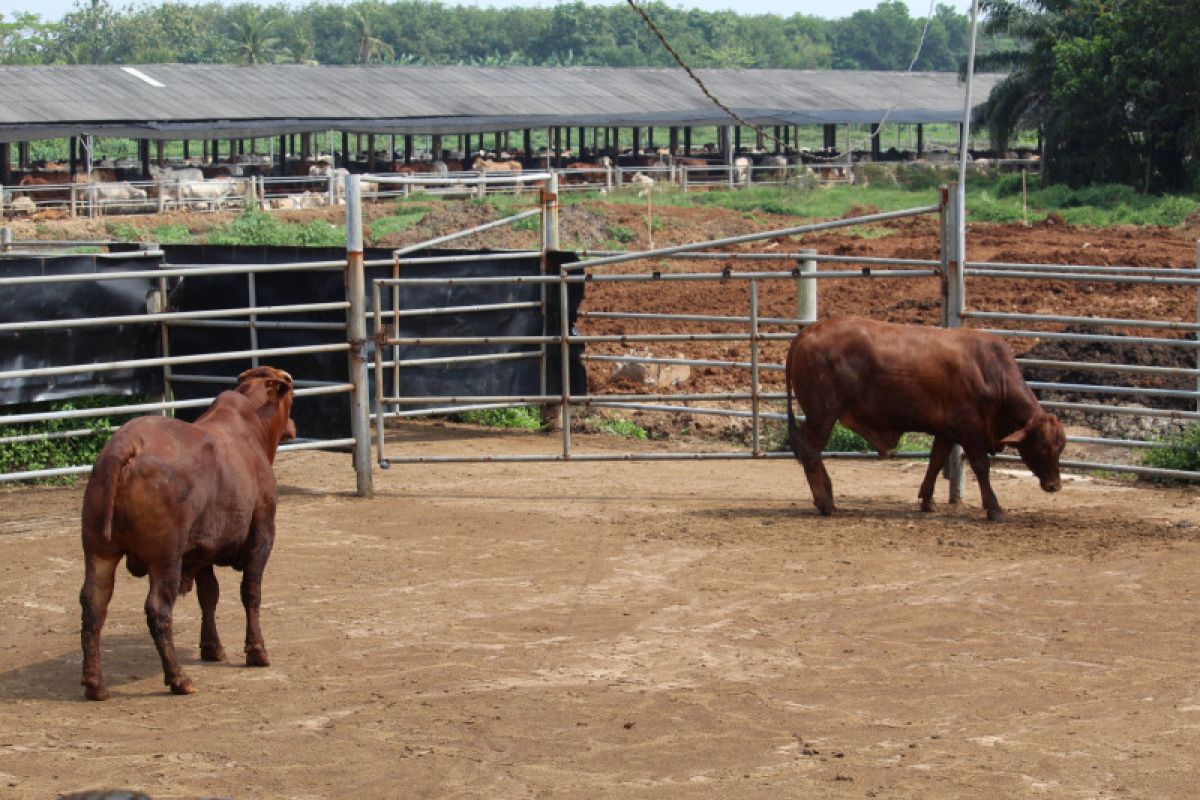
[0,64,1002,142]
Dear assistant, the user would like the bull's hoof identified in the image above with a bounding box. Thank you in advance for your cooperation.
[245,647,271,667]
[168,676,196,695]
[814,502,835,516]
[84,683,110,702]
[986,509,1006,523]
[920,499,934,512]
[200,643,227,662]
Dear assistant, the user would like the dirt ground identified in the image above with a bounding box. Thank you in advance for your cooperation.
[2,423,1200,799]
[3,199,1200,798]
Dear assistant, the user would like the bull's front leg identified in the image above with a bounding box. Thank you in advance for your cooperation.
[918,435,953,512]
[80,553,120,701]
[195,565,226,662]
[964,445,1005,521]
[240,523,276,667]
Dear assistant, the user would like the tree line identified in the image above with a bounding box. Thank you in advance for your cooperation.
[0,0,984,71]
[0,0,1196,192]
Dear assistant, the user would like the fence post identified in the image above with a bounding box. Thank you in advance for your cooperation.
[940,184,965,504]
[344,173,373,497]
[750,280,761,455]
[0,227,10,252]
[797,248,817,324]
[1196,240,1199,413]
[540,175,560,428]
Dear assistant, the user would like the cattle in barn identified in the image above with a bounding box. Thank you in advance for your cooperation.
[270,191,328,210]
[629,171,655,197]
[561,161,609,185]
[785,317,1065,521]
[15,173,78,205]
[176,177,242,211]
[758,154,790,182]
[471,156,523,173]
[733,156,752,184]
[89,181,149,212]
[673,156,711,180]
[79,366,296,700]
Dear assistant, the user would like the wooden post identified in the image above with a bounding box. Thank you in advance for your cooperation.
[1,142,11,186]
[684,127,692,156]
[669,126,679,155]
[139,139,150,179]
[917,124,925,157]
[69,136,78,178]
[632,127,641,157]
[403,134,413,165]
[367,134,376,172]
[340,132,349,169]
[523,129,532,160]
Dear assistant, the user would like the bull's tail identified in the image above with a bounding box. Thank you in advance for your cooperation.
[784,333,804,462]
[81,435,139,544]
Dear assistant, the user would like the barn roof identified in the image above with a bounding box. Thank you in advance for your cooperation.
[0,64,1003,142]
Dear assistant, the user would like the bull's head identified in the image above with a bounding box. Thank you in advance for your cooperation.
[1000,411,1065,493]
[237,366,296,459]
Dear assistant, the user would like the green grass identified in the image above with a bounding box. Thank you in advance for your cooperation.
[150,223,194,244]
[590,416,648,440]
[1140,425,1200,482]
[368,207,430,240]
[208,208,345,247]
[456,405,542,429]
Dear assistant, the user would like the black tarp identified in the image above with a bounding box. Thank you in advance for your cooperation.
[1,246,585,439]
[0,251,164,404]
[162,245,585,440]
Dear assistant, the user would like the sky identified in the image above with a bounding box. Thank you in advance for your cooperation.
[2,0,951,25]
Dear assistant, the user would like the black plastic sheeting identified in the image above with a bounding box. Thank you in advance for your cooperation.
[0,246,585,440]
[0,250,165,404]
[162,245,585,440]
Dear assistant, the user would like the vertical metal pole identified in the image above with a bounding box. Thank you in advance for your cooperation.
[391,256,400,419]
[0,227,10,252]
[372,280,389,468]
[248,271,259,367]
[940,185,965,504]
[1195,241,1200,412]
[798,248,817,324]
[558,265,572,459]
[749,280,761,456]
[157,273,172,418]
[345,173,373,497]
[540,175,560,424]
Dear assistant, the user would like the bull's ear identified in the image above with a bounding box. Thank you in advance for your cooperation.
[237,368,255,384]
[269,378,291,398]
[999,427,1027,448]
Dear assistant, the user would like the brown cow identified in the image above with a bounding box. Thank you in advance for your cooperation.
[785,317,1065,521]
[79,367,296,700]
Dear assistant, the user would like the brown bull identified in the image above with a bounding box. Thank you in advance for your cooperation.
[785,317,1065,521]
[79,367,296,700]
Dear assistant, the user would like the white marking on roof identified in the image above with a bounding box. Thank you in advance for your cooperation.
[120,66,165,88]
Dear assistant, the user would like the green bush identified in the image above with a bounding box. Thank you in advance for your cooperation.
[826,423,872,452]
[456,405,542,429]
[1140,425,1200,481]
[208,208,344,247]
[605,224,637,244]
[0,397,129,483]
[594,416,648,440]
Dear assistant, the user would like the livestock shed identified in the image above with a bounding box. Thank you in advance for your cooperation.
[0,64,1004,180]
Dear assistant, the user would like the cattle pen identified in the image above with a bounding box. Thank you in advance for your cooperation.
[2,174,1200,799]
[2,178,1200,494]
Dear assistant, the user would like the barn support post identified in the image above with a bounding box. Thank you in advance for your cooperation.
[432,134,443,161]
[870,124,882,161]
[774,127,782,154]
[939,184,965,503]
[669,126,679,155]
[69,136,79,177]
[916,124,925,158]
[340,132,349,169]
[0,143,9,187]
[684,127,692,156]
[367,135,376,172]
[277,135,287,175]
[632,127,641,157]
[139,140,150,180]
[403,134,413,165]
[344,173,373,498]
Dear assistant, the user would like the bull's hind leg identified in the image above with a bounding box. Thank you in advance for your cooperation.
[145,564,194,695]
[240,528,275,668]
[80,554,119,701]
[918,435,953,512]
[195,565,226,662]
[789,414,837,515]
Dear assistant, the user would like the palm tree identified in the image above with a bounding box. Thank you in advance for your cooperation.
[971,0,1071,152]
[347,9,394,65]
[227,7,280,65]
